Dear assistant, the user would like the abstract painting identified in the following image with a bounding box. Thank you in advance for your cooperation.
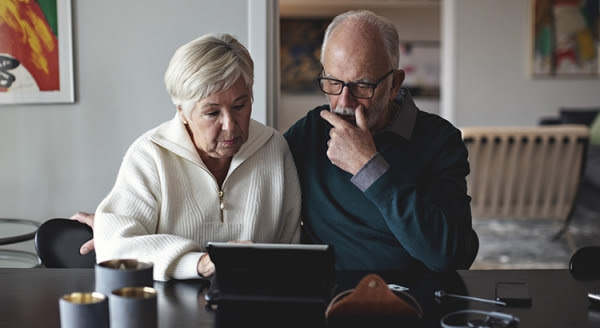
[531,0,599,77]
[0,0,73,104]
[280,17,330,94]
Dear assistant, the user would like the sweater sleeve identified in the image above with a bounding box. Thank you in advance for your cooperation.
[94,137,202,281]
[363,127,478,271]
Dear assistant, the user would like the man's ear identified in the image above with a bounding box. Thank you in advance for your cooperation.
[390,69,405,100]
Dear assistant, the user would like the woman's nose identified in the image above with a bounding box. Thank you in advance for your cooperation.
[221,112,235,131]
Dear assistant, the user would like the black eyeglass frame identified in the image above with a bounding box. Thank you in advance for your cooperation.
[317,69,395,99]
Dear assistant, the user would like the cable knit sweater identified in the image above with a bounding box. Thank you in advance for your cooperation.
[94,114,301,281]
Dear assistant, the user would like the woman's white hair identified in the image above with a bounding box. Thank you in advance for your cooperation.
[321,10,399,70]
[164,33,254,117]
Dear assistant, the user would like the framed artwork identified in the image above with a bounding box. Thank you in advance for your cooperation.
[398,41,440,98]
[530,0,599,77]
[0,0,74,104]
[280,17,330,94]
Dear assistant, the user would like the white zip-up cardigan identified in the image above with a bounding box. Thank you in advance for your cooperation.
[94,114,301,281]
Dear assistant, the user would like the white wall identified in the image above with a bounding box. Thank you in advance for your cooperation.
[278,5,442,132]
[444,0,600,127]
[0,0,256,221]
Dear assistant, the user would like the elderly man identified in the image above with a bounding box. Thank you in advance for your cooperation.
[283,10,478,273]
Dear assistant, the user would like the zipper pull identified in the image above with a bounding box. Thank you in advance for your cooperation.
[218,190,224,222]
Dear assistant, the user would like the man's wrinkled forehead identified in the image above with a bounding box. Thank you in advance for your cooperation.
[322,25,389,78]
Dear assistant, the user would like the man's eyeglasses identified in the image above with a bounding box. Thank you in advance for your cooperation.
[317,70,394,99]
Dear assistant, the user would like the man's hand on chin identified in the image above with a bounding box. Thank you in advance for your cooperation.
[320,105,377,175]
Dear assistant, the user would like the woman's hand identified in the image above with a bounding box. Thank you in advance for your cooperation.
[69,212,95,255]
[197,253,215,277]
[197,240,253,277]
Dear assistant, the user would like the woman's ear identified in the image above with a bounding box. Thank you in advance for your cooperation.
[177,106,188,125]
[390,69,405,100]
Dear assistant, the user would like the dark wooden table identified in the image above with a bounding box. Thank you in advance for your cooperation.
[1,268,599,327]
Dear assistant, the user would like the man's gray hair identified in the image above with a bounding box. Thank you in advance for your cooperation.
[321,10,399,70]
[164,33,254,116]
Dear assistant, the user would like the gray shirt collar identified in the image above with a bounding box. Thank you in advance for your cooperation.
[381,88,418,140]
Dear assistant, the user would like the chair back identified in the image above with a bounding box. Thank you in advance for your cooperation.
[34,218,96,268]
[461,125,589,221]
[569,246,600,278]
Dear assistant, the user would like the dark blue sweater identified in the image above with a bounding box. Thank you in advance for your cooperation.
[284,97,478,273]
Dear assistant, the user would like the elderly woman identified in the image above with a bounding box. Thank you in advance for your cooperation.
[92,33,301,281]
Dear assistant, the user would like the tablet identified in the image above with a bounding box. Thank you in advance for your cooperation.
[204,242,335,305]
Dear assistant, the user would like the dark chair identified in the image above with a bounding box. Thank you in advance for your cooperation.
[34,218,96,268]
[539,107,599,127]
[558,108,600,126]
[569,246,600,278]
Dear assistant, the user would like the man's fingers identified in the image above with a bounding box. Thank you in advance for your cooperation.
[355,105,369,131]
[320,109,348,127]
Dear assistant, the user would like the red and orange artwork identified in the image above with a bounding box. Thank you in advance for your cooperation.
[0,0,59,92]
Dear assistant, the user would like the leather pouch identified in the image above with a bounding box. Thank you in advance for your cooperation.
[326,273,423,327]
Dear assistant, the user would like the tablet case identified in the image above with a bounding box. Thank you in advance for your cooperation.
[204,242,335,305]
